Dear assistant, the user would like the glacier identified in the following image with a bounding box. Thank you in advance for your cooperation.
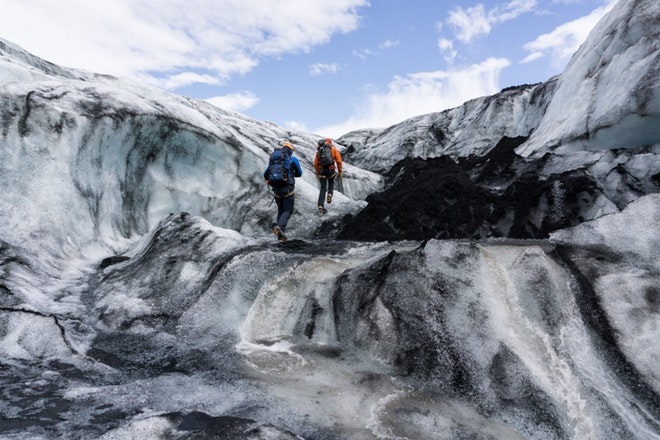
[1,0,659,438]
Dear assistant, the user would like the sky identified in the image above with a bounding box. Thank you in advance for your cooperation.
[0,0,617,138]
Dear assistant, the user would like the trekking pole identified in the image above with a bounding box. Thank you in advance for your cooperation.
[268,194,276,207]
[265,183,275,206]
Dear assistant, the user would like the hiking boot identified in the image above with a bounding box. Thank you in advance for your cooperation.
[327,193,333,204]
[272,225,287,241]
[318,205,328,214]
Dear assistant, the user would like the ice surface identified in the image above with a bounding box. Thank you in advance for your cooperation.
[550,194,660,395]
[550,193,660,261]
[0,312,73,360]
[337,0,659,171]
[516,0,660,157]
[0,38,383,266]
[1,1,659,437]
[339,79,557,172]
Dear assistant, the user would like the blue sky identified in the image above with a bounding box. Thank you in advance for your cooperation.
[1,0,616,138]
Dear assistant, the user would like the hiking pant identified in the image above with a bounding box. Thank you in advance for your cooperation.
[275,192,295,230]
[317,168,335,207]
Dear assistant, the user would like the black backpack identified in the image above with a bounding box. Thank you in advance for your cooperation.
[318,142,333,167]
[266,148,291,188]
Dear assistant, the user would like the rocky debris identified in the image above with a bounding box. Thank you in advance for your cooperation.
[338,137,660,241]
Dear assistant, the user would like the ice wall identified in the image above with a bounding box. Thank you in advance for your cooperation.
[339,80,556,172]
[517,0,660,156]
[339,0,660,172]
[0,38,383,257]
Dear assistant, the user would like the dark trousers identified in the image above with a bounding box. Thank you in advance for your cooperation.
[317,168,335,207]
[275,193,295,230]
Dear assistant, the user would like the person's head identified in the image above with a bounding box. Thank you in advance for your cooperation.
[325,138,333,146]
[282,142,294,153]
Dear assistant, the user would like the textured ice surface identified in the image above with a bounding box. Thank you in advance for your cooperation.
[1,0,659,438]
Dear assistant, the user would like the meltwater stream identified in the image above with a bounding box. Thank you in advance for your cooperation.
[479,244,596,438]
[1,212,659,439]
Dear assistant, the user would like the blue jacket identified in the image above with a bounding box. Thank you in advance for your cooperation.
[289,156,303,182]
[264,150,302,191]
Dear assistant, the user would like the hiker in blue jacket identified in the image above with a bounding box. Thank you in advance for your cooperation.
[263,142,302,241]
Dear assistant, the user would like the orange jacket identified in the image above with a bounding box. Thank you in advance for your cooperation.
[314,146,343,175]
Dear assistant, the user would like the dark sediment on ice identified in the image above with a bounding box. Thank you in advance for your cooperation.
[337,136,655,242]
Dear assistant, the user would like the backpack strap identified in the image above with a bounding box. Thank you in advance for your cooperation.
[273,189,295,198]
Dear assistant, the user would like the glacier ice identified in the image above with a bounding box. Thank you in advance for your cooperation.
[1,0,660,438]
[516,0,660,157]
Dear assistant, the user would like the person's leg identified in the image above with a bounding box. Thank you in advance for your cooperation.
[278,193,295,230]
[275,197,284,225]
[272,196,287,240]
[327,175,335,203]
[317,177,327,208]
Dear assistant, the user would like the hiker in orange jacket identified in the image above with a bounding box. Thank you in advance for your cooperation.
[314,138,342,214]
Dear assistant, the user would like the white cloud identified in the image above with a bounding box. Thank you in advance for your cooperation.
[447,0,537,43]
[353,39,399,61]
[438,38,457,63]
[495,0,538,22]
[0,0,368,89]
[379,39,400,49]
[447,4,491,44]
[310,63,341,76]
[522,0,616,66]
[520,51,544,64]
[352,48,377,59]
[157,72,222,90]
[206,91,259,113]
[315,57,511,137]
[284,120,308,132]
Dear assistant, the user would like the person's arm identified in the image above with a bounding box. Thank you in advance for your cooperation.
[333,148,343,174]
[292,157,303,177]
[313,153,320,175]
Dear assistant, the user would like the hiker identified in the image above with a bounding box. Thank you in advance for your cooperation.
[264,142,303,241]
[314,138,343,214]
